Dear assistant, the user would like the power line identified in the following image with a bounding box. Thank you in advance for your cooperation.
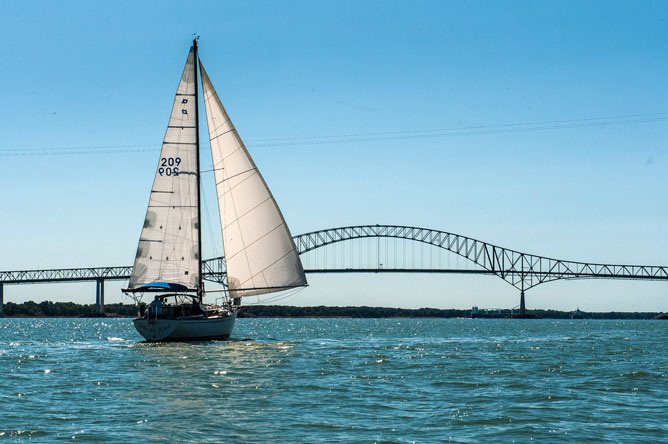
[2,112,667,156]
[248,114,668,147]
[1,147,159,157]
[246,112,668,142]
[0,144,157,153]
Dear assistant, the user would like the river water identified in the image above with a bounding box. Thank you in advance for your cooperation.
[0,318,666,443]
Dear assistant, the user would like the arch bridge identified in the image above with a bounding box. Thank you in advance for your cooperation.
[208,224,668,314]
[1,224,667,316]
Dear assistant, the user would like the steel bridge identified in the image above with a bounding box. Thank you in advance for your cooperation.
[1,224,667,316]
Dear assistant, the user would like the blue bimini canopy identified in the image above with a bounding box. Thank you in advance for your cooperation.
[135,282,193,292]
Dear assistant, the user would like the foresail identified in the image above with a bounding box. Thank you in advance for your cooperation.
[128,48,199,291]
[199,61,307,297]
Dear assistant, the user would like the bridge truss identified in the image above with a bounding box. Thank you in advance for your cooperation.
[292,225,668,291]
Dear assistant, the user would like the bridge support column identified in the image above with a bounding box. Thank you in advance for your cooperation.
[96,279,105,315]
[520,290,526,316]
[0,283,4,318]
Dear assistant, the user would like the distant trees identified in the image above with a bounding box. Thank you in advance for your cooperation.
[3,301,137,317]
[1,301,660,319]
[237,305,471,318]
[238,305,661,319]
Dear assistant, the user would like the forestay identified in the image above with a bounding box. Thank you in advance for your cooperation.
[128,48,200,291]
[199,61,307,297]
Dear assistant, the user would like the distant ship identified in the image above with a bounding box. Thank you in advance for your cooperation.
[122,39,307,341]
[471,306,514,319]
[570,308,585,319]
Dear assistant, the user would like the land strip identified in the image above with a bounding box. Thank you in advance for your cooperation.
[1,301,663,320]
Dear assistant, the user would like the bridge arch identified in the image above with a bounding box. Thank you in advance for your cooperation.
[292,225,668,292]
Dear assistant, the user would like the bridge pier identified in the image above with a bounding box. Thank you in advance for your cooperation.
[95,279,105,315]
[0,283,4,318]
[520,290,526,316]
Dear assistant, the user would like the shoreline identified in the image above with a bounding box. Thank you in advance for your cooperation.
[1,301,664,320]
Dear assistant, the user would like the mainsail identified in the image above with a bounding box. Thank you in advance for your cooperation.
[128,48,200,291]
[199,61,307,297]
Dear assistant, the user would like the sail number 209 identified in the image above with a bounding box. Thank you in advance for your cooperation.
[158,157,181,176]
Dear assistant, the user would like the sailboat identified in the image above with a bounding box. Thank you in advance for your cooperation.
[123,39,307,341]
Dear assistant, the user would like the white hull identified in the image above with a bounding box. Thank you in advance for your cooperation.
[133,312,237,342]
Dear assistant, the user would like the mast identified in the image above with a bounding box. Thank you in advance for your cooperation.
[193,37,203,302]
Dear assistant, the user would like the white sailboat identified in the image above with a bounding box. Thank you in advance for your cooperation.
[123,39,307,341]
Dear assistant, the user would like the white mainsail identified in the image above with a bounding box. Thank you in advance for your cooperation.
[199,61,307,297]
[128,48,200,291]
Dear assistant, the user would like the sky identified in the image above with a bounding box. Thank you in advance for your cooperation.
[1,0,667,312]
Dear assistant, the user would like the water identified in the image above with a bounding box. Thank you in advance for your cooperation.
[1,318,666,443]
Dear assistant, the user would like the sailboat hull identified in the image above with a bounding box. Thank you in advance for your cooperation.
[133,312,237,342]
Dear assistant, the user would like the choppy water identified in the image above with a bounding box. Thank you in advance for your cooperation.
[0,318,666,443]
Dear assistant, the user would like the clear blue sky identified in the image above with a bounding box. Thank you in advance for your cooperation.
[1,0,667,311]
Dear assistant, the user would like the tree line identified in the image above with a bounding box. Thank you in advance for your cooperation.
[2,301,137,317]
[238,305,662,319]
[1,301,661,319]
